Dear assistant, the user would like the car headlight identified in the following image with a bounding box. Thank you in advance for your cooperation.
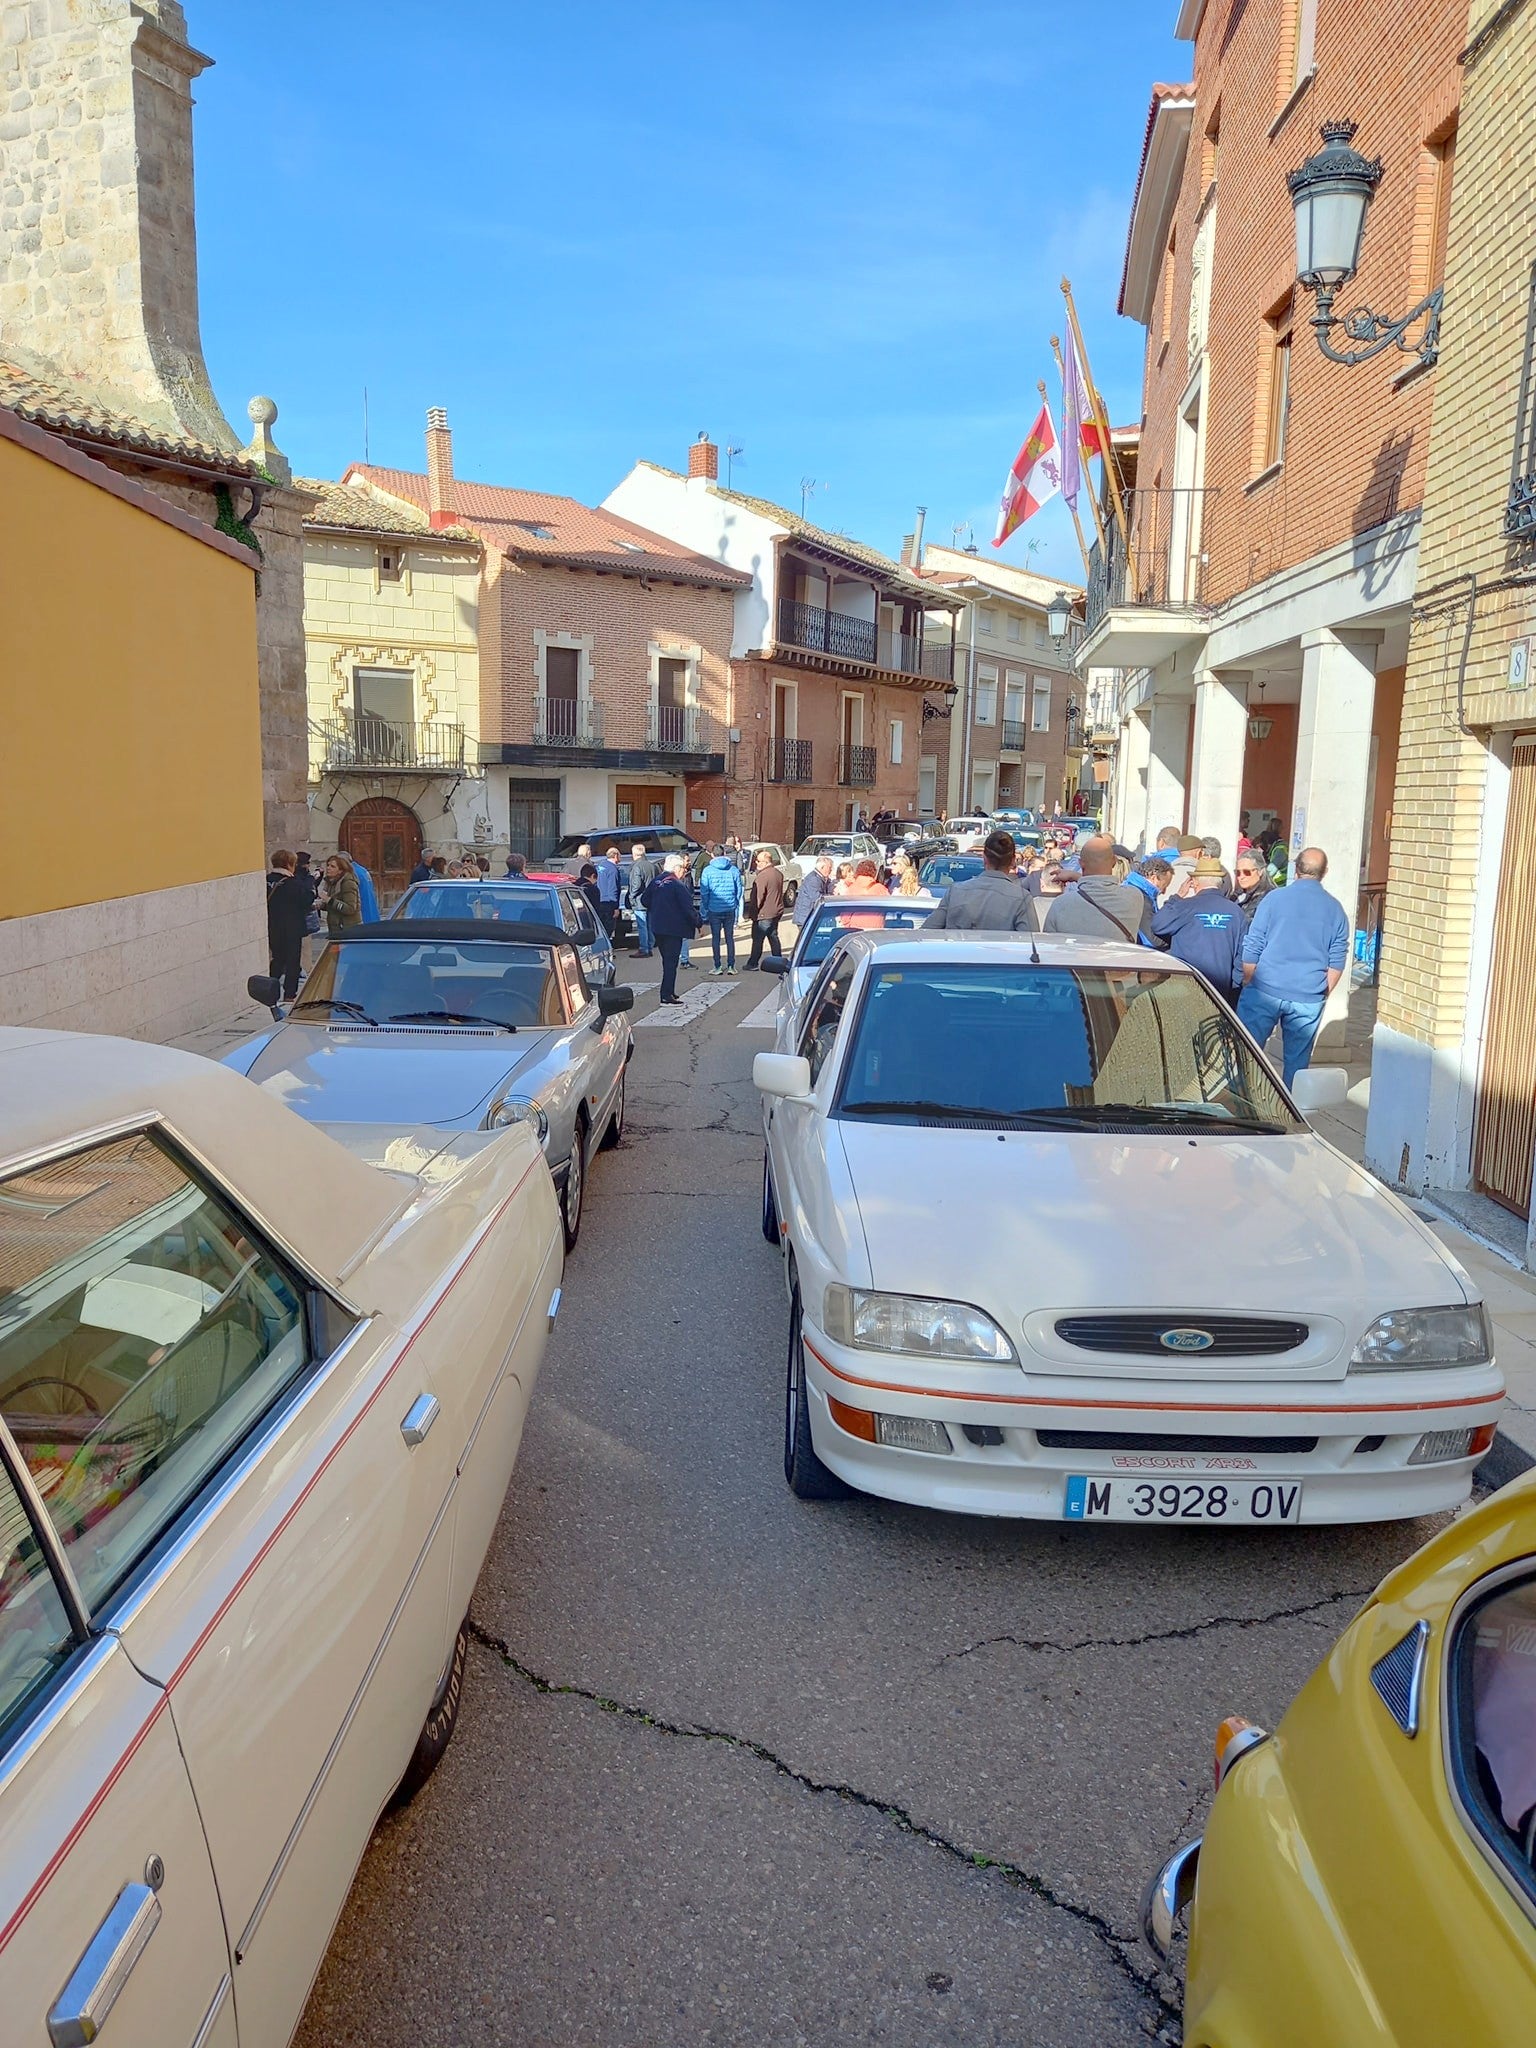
[484,1096,549,1145]
[1350,1304,1491,1372]
[822,1284,1017,1364]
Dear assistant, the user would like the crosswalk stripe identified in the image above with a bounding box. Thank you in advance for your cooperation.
[634,979,739,1027]
[737,989,781,1030]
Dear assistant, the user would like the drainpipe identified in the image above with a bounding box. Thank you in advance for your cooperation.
[958,594,978,813]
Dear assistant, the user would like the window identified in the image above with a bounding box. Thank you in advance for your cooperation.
[0,1462,78,1746]
[1035,622,1049,649]
[300,936,569,1028]
[353,666,413,728]
[378,548,403,583]
[971,763,996,811]
[1004,676,1026,724]
[1258,296,1293,474]
[1160,229,1178,354]
[977,607,996,636]
[1006,616,1023,642]
[1200,101,1220,195]
[918,760,937,814]
[1280,0,1317,96]
[1507,265,1536,538]
[975,666,997,725]
[616,802,633,828]
[889,718,904,766]
[1448,1567,1536,1911]
[0,1132,318,1615]
[544,645,580,699]
[800,955,858,1085]
[1417,121,1458,300]
[1032,679,1051,732]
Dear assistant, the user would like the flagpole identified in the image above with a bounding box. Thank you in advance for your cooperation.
[1043,361,1100,574]
[1061,278,1131,557]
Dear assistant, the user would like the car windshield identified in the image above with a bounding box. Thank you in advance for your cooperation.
[919,856,984,887]
[799,903,936,967]
[395,883,556,923]
[294,938,567,1028]
[836,965,1299,1132]
[798,836,855,858]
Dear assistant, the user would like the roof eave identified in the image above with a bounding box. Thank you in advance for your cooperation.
[1118,93,1196,324]
[1173,0,1205,38]
[503,544,748,588]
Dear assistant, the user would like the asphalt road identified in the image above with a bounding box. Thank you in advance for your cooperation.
[295,949,1455,2048]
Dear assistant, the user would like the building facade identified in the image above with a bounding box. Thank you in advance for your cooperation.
[1363,0,1536,1254]
[1086,0,1463,1044]
[605,439,961,844]
[914,545,1085,816]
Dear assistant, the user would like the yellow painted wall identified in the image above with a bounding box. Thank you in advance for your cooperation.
[0,434,262,920]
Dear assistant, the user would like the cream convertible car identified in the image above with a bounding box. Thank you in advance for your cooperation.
[0,1029,562,2048]
[756,931,1503,1525]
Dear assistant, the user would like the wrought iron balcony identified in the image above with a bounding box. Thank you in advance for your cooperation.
[1084,487,1216,636]
[838,744,876,787]
[768,737,814,784]
[778,597,878,665]
[314,713,465,772]
[647,702,706,752]
[1506,473,1536,539]
[534,696,603,746]
[1001,719,1028,753]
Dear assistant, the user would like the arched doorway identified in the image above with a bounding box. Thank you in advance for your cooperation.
[339,797,422,908]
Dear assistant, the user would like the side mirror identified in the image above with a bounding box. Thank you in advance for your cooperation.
[759,955,790,977]
[754,1052,813,1100]
[247,974,283,1019]
[1289,1066,1349,1115]
[597,985,635,1016]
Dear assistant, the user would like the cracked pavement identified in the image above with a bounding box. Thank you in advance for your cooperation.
[296,956,1461,2048]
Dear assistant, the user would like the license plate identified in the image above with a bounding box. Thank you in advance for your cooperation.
[1062,1475,1303,1524]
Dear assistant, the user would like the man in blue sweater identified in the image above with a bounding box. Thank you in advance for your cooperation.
[1238,846,1351,1085]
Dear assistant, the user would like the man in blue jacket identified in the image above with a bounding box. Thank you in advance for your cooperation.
[1238,846,1350,1085]
[698,844,744,975]
[1152,855,1246,1001]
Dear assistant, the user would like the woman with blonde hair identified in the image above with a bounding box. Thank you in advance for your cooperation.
[892,849,921,896]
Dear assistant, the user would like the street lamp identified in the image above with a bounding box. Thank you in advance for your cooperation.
[1287,120,1441,370]
[921,680,960,725]
[1046,589,1074,647]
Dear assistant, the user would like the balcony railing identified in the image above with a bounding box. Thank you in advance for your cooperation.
[1507,473,1536,539]
[768,737,814,784]
[838,744,876,787]
[647,702,707,752]
[534,696,603,746]
[314,713,465,772]
[778,597,877,665]
[1001,719,1028,753]
[1084,487,1217,636]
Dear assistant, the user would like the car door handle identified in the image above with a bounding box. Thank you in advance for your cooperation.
[400,1394,440,1447]
[49,1882,161,2047]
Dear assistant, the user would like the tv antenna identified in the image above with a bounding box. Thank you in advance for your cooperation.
[800,476,823,518]
[725,442,745,488]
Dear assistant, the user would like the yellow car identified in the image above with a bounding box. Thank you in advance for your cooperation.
[1144,1467,1536,2044]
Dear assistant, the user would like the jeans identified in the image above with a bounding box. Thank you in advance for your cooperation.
[1238,985,1326,1088]
[656,933,683,1001]
[706,911,736,968]
[631,905,652,955]
[747,916,785,969]
[269,936,303,1001]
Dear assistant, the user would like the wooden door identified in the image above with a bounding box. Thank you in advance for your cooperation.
[339,797,421,907]
[1473,738,1536,1215]
[614,783,673,826]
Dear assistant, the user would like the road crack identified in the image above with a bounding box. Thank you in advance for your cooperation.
[467,1619,1180,2029]
[934,1588,1373,1671]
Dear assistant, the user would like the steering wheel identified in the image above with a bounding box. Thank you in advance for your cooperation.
[5,1377,100,1421]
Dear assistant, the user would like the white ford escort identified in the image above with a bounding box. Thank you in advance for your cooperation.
[755,932,1503,1525]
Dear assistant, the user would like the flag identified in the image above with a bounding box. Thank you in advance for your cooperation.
[1060,337,1086,513]
[992,404,1060,546]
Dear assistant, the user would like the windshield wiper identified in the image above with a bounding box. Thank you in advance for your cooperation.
[842,1100,1079,1125]
[841,1099,1291,1133]
[291,997,377,1024]
[1032,1103,1292,1132]
[385,1009,518,1032]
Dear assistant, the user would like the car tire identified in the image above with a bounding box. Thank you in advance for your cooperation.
[600,1068,625,1150]
[561,1112,588,1251]
[393,1612,469,1807]
[783,879,798,912]
[785,1286,850,1500]
[761,1149,780,1244]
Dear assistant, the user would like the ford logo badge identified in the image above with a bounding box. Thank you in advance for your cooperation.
[1160,1327,1215,1353]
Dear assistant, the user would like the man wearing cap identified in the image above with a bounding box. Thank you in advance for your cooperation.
[1152,855,1246,1000]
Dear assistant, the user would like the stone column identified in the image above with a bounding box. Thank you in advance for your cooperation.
[1113,707,1152,850]
[1293,627,1378,1036]
[1188,670,1249,861]
[1145,695,1191,839]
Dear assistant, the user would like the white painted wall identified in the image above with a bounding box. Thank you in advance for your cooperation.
[604,463,779,658]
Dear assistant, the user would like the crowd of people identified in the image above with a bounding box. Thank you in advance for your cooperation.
[264,847,383,998]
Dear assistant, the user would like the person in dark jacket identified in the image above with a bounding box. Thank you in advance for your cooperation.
[595,845,623,938]
[793,856,835,928]
[744,849,787,968]
[578,861,603,917]
[318,853,362,935]
[1151,855,1246,1000]
[1232,849,1275,925]
[409,852,432,884]
[642,856,702,1003]
[626,843,659,956]
[265,849,311,999]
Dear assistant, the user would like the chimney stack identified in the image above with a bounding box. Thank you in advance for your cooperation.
[911,506,927,570]
[426,407,455,528]
[688,431,719,482]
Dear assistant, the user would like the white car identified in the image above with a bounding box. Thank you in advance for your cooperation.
[0,1028,561,2048]
[945,815,994,852]
[754,931,1503,1525]
[766,896,941,1046]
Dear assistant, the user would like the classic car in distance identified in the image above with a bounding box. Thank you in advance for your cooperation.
[794,832,886,872]
[232,920,633,1248]
[1144,1465,1536,2044]
[390,876,615,986]
[754,929,1502,1522]
[0,1026,562,2048]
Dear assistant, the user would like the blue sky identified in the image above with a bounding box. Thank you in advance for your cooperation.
[195,1,1185,584]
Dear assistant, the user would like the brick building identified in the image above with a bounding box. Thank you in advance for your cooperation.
[1363,0,1536,1252]
[605,439,961,844]
[913,545,1085,817]
[344,419,748,865]
[1086,0,1464,1045]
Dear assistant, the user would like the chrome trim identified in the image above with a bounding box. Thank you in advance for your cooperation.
[1370,1618,1430,1737]
[0,1112,169,1183]
[0,1417,91,1641]
[0,1635,118,1799]
[1442,1559,1536,1934]
[1140,1837,1201,1959]
[48,1881,161,2047]
[234,1482,456,1963]
[1215,1724,1271,1785]
[400,1393,440,1447]
[547,1285,562,1330]
[189,1974,232,2048]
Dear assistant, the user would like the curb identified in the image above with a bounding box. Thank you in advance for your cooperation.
[1475,1429,1536,1493]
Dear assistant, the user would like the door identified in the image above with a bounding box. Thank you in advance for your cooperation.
[793,799,816,847]
[507,779,561,862]
[544,645,580,741]
[340,796,421,908]
[614,783,674,827]
[352,666,414,762]
[1473,738,1536,1214]
[656,657,689,749]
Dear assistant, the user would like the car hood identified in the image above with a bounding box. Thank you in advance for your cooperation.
[242,1026,558,1125]
[835,1122,1469,1378]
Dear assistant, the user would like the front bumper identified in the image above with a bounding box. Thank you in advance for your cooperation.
[798,1322,1504,1523]
[1142,1837,1201,1959]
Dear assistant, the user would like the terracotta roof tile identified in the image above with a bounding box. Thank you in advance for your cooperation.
[0,357,252,473]
[344,464,750,588]
[297,476,480,543]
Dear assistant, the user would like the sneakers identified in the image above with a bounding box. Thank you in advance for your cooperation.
[710,965,722,977]
[727,966,739,977]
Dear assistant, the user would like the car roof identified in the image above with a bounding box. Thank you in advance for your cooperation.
[340,919,572,949]
[833,929,1187,969]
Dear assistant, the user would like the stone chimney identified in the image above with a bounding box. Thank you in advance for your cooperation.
[0,0,238,453]
[426,407,455,527]
[688,431,719,482]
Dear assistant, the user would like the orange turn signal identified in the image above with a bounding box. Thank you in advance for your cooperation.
[1470,1423,1498,1458]
[827,1395,877,1442]
[1213,1714,1267,1791]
